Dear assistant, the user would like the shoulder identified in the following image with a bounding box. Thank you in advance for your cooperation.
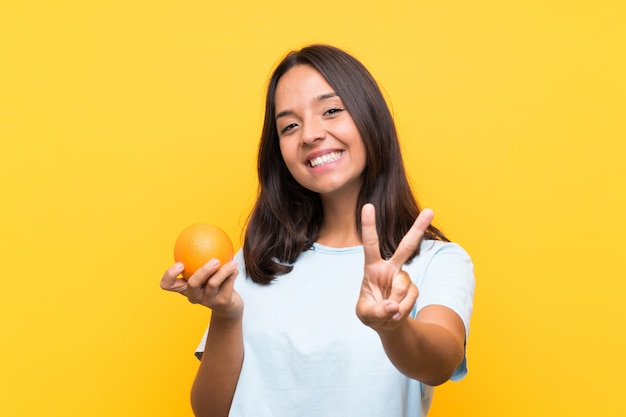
[420,239,471,256]
[406,240,475,286]
[415,240,473,268]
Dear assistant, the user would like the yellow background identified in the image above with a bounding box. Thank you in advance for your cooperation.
[1,1,625,416]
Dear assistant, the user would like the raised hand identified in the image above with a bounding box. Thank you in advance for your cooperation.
[356,203,434,331]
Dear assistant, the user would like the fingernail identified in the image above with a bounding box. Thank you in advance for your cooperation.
[175,262,184,270]
[209,258,220,267]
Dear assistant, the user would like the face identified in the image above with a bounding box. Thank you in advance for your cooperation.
[274,65,367,200]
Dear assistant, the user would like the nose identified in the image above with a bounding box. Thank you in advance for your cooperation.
[300,117,325,145]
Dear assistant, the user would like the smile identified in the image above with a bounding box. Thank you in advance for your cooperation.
[308,151,344,167]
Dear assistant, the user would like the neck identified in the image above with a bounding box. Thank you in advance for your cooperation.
[316,192,361,248]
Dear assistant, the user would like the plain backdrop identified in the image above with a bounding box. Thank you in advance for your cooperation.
[1,1,625,416]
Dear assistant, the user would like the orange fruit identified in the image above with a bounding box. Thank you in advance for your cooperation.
[173,223,234,279]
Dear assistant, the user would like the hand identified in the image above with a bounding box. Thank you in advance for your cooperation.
[356,203,434,331]
[160,258,243,320]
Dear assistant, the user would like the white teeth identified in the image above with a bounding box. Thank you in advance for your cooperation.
[309,151,343,167]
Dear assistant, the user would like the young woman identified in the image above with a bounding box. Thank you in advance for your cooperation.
[161,44,475,417]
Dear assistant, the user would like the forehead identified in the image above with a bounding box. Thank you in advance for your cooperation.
[274,65,336,108]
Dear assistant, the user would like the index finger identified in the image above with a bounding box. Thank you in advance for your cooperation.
[160,262,188,294]
[389,208,434,267]
[361,203,383,265]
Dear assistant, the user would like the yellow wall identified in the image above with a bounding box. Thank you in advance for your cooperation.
[1,1,625,416]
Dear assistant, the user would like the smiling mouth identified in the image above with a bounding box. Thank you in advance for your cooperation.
[308,151,344,167]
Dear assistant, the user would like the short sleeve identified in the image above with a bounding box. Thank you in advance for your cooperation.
[410,241,476,380]
[195,327,208,360]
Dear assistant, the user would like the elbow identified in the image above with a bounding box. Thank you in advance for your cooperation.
[420,364,459,386]
[190,395,210,417]
[420,344,465,387]
[191,386,229,417]
[191,400,228,417]
[421,370,454,387]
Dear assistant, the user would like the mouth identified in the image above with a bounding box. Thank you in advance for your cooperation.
[308,151,344,168]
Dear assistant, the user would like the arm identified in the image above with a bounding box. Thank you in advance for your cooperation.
[356,204,466,386]
[375,305,465,386]
[161,259,244,417]
[191,313,243,416]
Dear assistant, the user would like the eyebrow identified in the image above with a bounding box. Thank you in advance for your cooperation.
[275,92,340,120]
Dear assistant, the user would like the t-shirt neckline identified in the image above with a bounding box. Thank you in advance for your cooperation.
[312,242,364,254]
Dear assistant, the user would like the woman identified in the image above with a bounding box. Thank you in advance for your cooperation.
[161,44,475,417]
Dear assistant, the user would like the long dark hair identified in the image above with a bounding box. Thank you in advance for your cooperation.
[243,44,447,284]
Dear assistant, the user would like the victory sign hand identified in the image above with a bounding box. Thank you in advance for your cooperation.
[356,203,434,331]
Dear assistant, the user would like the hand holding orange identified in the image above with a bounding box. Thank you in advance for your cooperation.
[173,223,234,279]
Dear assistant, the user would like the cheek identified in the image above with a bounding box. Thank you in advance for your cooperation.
[351,135,367,166]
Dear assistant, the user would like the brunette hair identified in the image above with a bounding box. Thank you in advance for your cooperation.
[243,44,447,284]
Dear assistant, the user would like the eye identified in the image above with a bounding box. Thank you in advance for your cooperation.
[279,122,298,135]
[324,107,345,116]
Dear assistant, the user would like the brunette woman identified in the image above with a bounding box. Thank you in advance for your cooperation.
[161,44,475,417]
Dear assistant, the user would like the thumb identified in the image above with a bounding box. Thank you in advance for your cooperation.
[357,299,400,326]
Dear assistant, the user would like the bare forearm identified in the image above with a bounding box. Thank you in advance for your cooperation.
[191,314,244,417]
[376,316,464,386]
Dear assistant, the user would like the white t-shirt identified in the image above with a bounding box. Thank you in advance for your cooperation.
[196,240,475,417]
